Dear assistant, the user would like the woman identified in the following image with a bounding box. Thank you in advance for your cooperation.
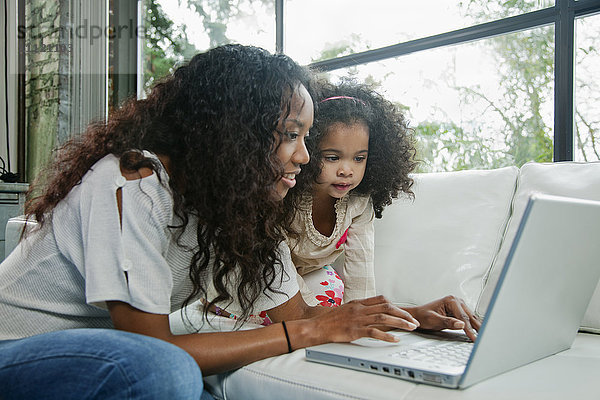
[0,45,479,399]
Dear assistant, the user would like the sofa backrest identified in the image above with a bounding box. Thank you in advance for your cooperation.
[475,161,600,333]
[374,166,518,310]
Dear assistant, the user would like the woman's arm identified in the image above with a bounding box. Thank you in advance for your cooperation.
[108,301,298,375]
[108,294,420,375]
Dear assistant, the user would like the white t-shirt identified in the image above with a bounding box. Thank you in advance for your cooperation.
[0,152,299,340]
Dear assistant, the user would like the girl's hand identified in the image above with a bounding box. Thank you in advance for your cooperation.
[309,295,421,344]
[403,296,481,341]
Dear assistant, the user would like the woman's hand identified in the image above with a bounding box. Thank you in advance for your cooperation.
[403,296,481,341]
[307,295,421,344]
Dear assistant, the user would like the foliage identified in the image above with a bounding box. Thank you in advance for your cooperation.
[457,0,554,167]
[460,0,600,163]
[143,1,198,90]
[413,121,512,173]
[459,0,554,18]
[183,0,273,48]
[453,32,554,166]
[574,18,600,161]
[311,34,368,63]
[143,0,273,91]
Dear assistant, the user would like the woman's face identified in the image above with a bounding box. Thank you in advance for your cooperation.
[274,84,314,199]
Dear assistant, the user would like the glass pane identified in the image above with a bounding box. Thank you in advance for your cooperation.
[285,0,554,65]
[21,4,61,181]
[575,14,600,162]
[320,26,554,172]
[21,1,109,181]
[143,0,275,92]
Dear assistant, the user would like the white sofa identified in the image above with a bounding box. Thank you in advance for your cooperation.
[6,161,600,399]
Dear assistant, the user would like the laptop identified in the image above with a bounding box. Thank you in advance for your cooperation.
[305,193,600,388]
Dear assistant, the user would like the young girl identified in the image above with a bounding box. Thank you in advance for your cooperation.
[286,79,417,306]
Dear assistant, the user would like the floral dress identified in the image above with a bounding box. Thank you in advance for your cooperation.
[287,193,376,307]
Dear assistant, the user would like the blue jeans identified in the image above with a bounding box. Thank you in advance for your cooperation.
[0,329,214,400]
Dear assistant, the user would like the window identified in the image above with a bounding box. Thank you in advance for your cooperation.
[306,0,600,169]
[14,0,109,182]
[141,0,276,94]
[324,26,555,172]
[10,0,600,182]
[575,13,600,161]
[141,0,598,171]
[284,0,555,65]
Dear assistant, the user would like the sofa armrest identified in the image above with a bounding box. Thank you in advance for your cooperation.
[4,215,38,259]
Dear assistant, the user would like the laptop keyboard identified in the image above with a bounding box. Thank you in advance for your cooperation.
[389,341,474,367]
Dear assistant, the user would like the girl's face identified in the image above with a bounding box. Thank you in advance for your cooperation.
[274,84,313,199]
[314,121,369,199]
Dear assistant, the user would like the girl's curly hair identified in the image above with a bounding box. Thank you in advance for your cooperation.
[289,78,417,218]
[25,44,317,324]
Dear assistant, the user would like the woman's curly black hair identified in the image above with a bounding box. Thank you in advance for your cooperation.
[25,44,317,324]
[289,78,417,218]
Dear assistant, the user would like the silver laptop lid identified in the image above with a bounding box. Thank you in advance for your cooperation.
[460,194,600,387]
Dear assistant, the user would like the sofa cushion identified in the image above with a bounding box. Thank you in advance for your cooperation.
[374,167,518,310]
[475,161,600,333]
[204,350,419,400]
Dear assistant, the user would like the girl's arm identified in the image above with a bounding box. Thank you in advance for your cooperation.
[108,294,419,375]
[341,198,376,302]
[403,296,481,342]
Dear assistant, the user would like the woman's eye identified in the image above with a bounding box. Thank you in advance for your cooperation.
[285,132,299,141]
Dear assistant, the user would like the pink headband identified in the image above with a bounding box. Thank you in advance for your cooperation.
[319,96,366,105]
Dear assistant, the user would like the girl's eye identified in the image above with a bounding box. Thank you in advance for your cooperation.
[355,156,367,162]
[324,155,339,162]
